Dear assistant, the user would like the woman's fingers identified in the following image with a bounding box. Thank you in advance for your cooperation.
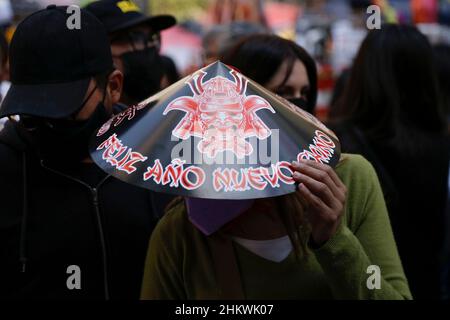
[293,160,347,202]
[296,182,329,212]
[293,171,336,208]
[292,160,347,245]
[299,159,345,187]
[298,182,343,245]
[291,160,344,202]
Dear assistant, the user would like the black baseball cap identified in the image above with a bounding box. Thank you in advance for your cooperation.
[0,5,114,119]
[84,0,176,34]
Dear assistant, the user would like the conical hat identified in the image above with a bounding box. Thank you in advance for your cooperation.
[89,61,340,200]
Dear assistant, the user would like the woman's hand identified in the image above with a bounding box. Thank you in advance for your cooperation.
[291,159,347,246]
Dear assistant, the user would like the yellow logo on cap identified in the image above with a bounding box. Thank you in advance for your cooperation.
[117,0,141,13]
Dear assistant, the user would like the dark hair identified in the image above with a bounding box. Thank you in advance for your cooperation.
[331,24,446,144]
[202,23,267,63]
[222,34,317,113]
[0,30,8,68]
[433,45,450,118]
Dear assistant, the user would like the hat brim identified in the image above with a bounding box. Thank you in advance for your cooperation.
[0,78,91,119]
[89,61,341,200]
[110,14,176,34]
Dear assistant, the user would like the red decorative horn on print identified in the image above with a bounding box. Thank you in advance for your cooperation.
[187,71,207,96]
[230,69,247,95]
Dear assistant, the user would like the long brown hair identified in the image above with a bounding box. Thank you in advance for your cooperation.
[330,24,446,146]
[222,34,318,114]
[165,193,310,259]
[275,192,310,260]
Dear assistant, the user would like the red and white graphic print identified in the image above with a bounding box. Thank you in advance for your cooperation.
[163,69,275,159]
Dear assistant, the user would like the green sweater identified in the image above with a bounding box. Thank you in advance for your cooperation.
[141,154,412,300]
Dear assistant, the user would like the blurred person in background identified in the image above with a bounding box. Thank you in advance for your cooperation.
[0,29,9,101]
[85,0,176,105]
[0,30,10,131]
[202,24,228,66]
[295,0,332,64]
[329,24,449,299]
[0,0,13,28]
[222,34,317,114]
[201,22,267,66]
[330,0,370,75]
[0,0,11,109]
[433,44,450,133]
[207,0,266,26]
[433,43,450,299]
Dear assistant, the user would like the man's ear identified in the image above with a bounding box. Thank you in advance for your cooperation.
[106,69,123,105]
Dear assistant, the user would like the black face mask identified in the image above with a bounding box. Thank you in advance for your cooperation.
[21,102,112,165]
[287,97,311,113]
[121,47,163,104]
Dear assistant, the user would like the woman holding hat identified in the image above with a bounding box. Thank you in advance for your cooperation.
[138,49,412,299]
[141,152,411,299]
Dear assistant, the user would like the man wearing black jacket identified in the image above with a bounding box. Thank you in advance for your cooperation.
[0,5,170,299]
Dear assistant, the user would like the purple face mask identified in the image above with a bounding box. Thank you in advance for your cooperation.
[186,197,255,235]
